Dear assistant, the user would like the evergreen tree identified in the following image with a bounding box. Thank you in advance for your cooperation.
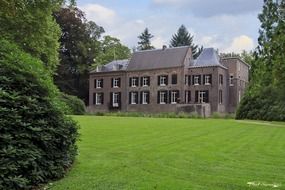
[170,25,202,58]
[137,28,154,50]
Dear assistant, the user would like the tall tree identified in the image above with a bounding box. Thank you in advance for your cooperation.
[137,28,154,50]
[236,0,285,121]
[170,25,202,59]
[54,7,105,103]
[95,35,131,66]
[0,0,70,72]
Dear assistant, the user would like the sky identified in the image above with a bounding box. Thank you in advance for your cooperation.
[77,0,264,53]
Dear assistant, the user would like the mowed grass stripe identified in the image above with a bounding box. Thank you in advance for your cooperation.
[51,116,285,190]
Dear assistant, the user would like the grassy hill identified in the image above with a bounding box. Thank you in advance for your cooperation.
[50,116,285,190]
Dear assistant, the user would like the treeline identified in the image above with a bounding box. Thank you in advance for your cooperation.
[236,0,285,121]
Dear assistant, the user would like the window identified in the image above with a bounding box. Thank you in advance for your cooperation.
[219,75,223,85]
[95,79,103,88]
[93,93,104,105]
[142,77,149,86]
[185,75,191,86]
[130,92,138,104]
[195,90,209,103]
[158,75,168,86]
[112,78,120,88]
[131,78,137,87]
[171,90,179,104]
[185,91,191,103]
[193,75,201,85]
[204,75,212,85]
[158,91,167,104]
[129,77,139,87]
[171,74,177,85]
[142,91,150,104]
[112,92,120,107]
[229,74,234,86]
[219,90,223,104]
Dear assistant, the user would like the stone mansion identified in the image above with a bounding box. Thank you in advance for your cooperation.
[88,46,249,116]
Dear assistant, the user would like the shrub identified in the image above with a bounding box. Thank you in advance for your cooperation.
[236,86,285,121]
[0,39,79,189]
[60,93,86,115]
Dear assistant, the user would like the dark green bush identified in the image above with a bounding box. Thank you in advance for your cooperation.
[0,39,79,189]
[60,93,86,115]
[236,86,285,121]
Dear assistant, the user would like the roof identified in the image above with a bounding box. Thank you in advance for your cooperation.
[221,57,251,68]
[90,59,129,73]
[190,48,227,69]
[127,46,190,71]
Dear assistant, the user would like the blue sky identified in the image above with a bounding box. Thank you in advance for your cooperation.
[77,0,263,53]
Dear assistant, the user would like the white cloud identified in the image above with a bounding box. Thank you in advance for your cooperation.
[223,35,255,53]
[80,4,117,27]
[152,36,167,48]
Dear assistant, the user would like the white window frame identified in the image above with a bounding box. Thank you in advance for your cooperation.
[96,79,102,88]
[229,74,234,86]
[199,91,206,103]
[142,92,148,104]
[113,78,119,88]
[131,78,137,87]
[95,93,102,105]
[171,91,178,104]
[205,75,211,85]
[113,93,119,107]
[142,77,149,86]
[131,92,137,104]
[159,91,166,104]
[160,76,166,86]
[194,76,200,85]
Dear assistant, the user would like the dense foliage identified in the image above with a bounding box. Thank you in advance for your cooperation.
[137,28,155,50]
[0,0,66,72]
[170,25,203,59]
[60,93,86,115]
[0,39,79,189]
[95,35,131,66]
[236,0,285,121]
[54,7,130,104]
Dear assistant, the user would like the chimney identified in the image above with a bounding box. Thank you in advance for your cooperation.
[162,45,167,50]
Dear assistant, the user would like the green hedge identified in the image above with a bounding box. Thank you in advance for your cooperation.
[60,93,86,115]
[0,39,79,189]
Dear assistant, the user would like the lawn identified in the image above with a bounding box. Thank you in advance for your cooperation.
[50,116,285,190]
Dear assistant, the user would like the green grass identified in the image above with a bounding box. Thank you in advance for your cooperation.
[50,116,285,190]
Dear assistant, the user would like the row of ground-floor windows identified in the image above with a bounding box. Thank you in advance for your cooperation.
[93,90,223,106]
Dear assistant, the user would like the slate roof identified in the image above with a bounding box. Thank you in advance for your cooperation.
[127,46,190,71]
[90,59,129,73]
[190,48,227,69]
